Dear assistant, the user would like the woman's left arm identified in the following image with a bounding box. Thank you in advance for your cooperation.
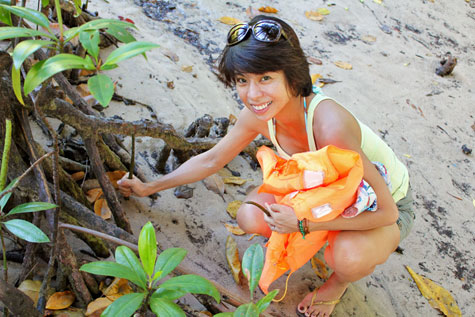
[266,99,399,233]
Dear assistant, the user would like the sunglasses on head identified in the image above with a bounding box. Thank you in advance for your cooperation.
[226,20,290,46]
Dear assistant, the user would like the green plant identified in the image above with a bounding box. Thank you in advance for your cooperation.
[0,1,158,107]
[215,244,279,317]
[0,119,54,286]
[80,222,220,316]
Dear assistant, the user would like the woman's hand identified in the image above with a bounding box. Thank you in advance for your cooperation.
[263,203,300,234]
[117,173,150,197]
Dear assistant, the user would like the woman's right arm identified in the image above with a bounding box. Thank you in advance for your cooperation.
[118,109,261,197]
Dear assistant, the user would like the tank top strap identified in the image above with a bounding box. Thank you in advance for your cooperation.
[306,88,337,151]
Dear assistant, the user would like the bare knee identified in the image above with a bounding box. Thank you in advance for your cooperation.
[236,204,271,237]
[330,238,378,281]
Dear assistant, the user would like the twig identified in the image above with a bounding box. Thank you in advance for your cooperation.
[0,151,54,202]
[245,201,271,217]
[447,192,463,201]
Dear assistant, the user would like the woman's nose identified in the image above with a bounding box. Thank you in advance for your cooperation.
[247,81,263,100]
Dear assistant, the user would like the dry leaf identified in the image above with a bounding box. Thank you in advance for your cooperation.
[181,65,193,73]
[86,188,103,204]
[311,256,329,280]
[79,69,95,77]
[228,114,238,125]
[18,280,41,305]
[163,49,179,62]
[167,81,175,89]
[218,16,242,25]
[305,11,324,21]
[217,168,233,178]
[334,61,353,70]
[223,176,247,185]
[224,223,246,235]
[226,200,243,218]
[202,174,225,196]
[311,73,322,84]
[317,8,331,15]
[76,84,91,97]
[106,171,127,189]
[225,236,242,284]
[85,297,113,316]
[258,6,278,13]
[103,278,133,300]
[361,35,377,43]
[406,266,461,317]
[71,171,85,181]
[94,199,112,220]
[46,291,75,310]
[308,56,323,65]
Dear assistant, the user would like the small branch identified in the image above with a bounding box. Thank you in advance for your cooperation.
[0,151,54,202]
[0,119,12,191]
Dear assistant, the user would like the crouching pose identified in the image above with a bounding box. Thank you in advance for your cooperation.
[118,15,414,316]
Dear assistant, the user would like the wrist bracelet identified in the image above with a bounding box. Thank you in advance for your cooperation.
[298,220,306,239]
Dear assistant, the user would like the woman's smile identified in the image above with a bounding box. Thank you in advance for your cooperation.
[251,101,272,112]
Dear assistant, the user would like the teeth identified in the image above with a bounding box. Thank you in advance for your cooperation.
[252,101,271,111]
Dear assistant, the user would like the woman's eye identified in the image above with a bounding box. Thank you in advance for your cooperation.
[236,78,246,84]
[262,75,271,81]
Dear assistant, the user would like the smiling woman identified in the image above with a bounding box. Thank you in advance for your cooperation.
[118,14,413,317]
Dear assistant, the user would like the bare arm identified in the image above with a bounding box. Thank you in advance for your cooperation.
[118,109,261,197]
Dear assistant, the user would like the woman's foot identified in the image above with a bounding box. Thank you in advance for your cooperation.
[297,274,348,317]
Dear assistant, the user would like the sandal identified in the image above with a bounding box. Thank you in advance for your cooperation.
[295,288,344,317]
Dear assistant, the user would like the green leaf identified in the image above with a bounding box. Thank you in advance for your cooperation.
[87,74,113,107]
[138,221,157,277]
[234,303,259,317]
[0,5,51,31]
[0,27,56,41]
[105,24,136,43]
[6,202,57,216]
[115,246,147,290]
[101,292,145,317]
[12,40,55,70]
[0,3,12,26]
[102,41,159,69]
[214,313,234,317]
[11,66,24,106]
[151,288,187,301]
[72,0,82,18]
[153,248,187,282]
[242,243,264,299]
[79,30,100,61]
[256,289,279,313]
[149,297,186,317]
[80,261,146,289]
[0,178,18,210]
[3,219,50,243]
[159,274,220,303]
[64,19,136,42]
[24,54,95,95]
[41,0,49,8]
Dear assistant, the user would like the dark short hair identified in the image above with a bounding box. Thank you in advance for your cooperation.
[218,15,312,97]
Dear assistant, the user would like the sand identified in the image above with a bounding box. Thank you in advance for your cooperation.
[77,0,474,315]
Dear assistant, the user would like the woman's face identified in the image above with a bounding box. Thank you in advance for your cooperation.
[235,70,292,121]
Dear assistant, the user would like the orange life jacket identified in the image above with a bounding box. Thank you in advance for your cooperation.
[256,145,364,294]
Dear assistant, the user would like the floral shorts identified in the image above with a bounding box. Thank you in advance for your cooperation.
[396,186,415,241]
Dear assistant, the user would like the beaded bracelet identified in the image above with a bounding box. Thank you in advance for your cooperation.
[298,218,309,239]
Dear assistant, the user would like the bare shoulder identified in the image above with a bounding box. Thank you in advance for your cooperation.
[312,98,361,149]
[234,107,268,136]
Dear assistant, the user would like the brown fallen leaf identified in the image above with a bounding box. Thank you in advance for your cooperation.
[361,35,377,43]
[223,176,247,185]
[224,223,246,236]
[79,69,96,77]
[167,81,175,89]
[71,171,85,181]
[258,6,278,13]
[106,170,127,189]
[103,278,133,301]
[228,114,238,125]
[406,266,461,317]
[226,200,243,218]
[18,280,41,305]
[85,297,113,316]
[218,16,242,25]
[334,61,353,70]
[94,198,112,220]
[305,11,324,21]
[308,56,323,65]
[225,236,242,284]
[202,174,225,197]
[181,65,193,73]
[46,291,75,310]
[311,256,329,280]
[86,188,103,204]
[436,52,457,77]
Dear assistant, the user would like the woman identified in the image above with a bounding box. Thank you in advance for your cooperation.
[118,15,414,317]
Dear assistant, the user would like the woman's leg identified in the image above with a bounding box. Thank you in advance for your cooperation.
[298,223,400,317]
[236,186,276,238]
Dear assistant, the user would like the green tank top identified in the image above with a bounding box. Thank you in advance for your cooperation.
[267,92,409,202]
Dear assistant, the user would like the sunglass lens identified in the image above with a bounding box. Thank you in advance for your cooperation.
[228,24,249,45]
[253,21,281,42]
